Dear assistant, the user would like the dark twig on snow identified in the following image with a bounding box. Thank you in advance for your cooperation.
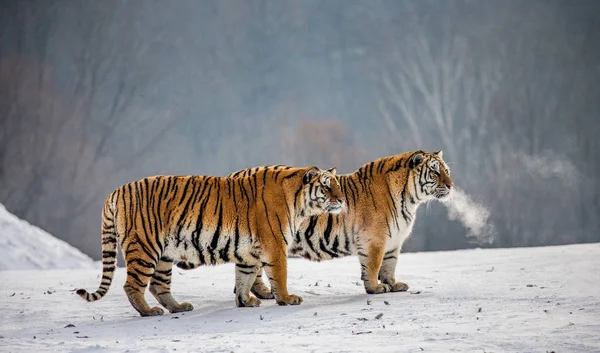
[352,330,373,335]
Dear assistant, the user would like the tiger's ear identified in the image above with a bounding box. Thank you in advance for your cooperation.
[327,167,337,176]
[303,167,320,184]
[408,153,424,169]
[434,150,443,158]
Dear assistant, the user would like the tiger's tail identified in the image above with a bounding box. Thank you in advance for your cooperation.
[76,197,118,302]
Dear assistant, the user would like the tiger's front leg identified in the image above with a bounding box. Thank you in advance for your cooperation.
[250,267,274,299]
[234,263,262,307]
[358,241,393,294]
[231,267,274,300]
[262,246,302,306]
[378,248,409,292]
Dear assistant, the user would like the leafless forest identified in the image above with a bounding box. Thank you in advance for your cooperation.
[1,0,599,259]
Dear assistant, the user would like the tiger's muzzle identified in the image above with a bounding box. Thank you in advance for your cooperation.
[434,185,453,200]
[326,199,345,214]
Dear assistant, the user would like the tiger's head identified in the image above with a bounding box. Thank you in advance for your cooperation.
[301,166,345,216]
[408,150,453,201]
[387,150,453,202]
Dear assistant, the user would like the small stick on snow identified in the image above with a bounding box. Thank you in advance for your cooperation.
[352,331,372,335]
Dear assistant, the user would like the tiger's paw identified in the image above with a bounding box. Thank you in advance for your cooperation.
[276,294,303,306]
[390,282,409,292]
[252,286,275,300]
[140,306,165,317]
[365,284,392,294]
[169,302,194,313]
[236,296,262,308]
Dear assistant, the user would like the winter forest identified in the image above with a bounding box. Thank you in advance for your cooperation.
[1,0,599,260]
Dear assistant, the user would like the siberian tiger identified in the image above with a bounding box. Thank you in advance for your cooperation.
[76,166,344,317]
[228,150,452,298]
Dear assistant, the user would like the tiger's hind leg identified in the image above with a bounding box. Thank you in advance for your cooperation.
[149,258,194,313]
[123,257,164,317]
[235,263,262,307]
[122,240,164,317]
[378,248,409,292]
[250,267,274,299]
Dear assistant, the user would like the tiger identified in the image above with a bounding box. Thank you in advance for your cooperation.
[228,150,453,298]
[76,166,345,317]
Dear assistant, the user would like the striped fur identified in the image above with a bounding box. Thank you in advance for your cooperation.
[76,166,344,317]
[228,150,453,298]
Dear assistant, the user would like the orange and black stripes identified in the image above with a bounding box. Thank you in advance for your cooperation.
[76,166,344,316]
[228,150,453,298]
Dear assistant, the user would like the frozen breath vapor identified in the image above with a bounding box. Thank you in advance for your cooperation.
[442,187,496,245]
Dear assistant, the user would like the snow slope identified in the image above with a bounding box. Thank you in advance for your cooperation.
[0,203,95,271]
[0,243,599,353]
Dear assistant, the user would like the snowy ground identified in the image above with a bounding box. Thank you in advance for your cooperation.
[1,243,598,353]
[0,203,95,271]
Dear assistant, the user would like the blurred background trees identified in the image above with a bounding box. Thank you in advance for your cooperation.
[1,0,599,259]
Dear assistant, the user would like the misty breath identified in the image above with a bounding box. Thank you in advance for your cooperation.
[442,188,496,245]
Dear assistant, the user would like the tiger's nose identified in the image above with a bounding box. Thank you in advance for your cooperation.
[445,181,453,189]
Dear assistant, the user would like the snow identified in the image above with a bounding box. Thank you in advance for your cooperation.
[1,243,599,353]
[0,203,95,271]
